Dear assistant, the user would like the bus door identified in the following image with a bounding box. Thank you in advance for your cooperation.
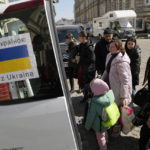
[0,0,81,149]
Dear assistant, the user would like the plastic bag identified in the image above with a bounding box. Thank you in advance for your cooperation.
[121,106,135,134]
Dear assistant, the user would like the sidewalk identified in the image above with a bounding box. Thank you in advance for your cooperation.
[71,94,140,150]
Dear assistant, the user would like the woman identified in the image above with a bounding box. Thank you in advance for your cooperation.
[102,39,132,106]
[125,37,141,97]
[75,31,95,124]
[77,31,95,101]
[65,33,77,93]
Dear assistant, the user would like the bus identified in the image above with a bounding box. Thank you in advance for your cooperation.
[0,0,82,149]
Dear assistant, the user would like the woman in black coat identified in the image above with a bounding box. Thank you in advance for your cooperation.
[77,31,95,91]
[125,37,141,97]
[76,31,96,123]
[65,33,77,93]
[75,31,96,107]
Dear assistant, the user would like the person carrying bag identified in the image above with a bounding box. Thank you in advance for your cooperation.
[133,57,150,107]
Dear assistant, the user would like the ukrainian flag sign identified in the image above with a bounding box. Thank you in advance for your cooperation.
[0,33,39,83]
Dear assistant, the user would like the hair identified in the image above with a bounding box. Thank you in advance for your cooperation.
[65,33,76,42]
[110,39,125,55]
[65,33,73,39]
[78,31,89,39]
[125,37,137,50]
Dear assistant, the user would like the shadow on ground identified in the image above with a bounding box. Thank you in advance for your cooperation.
[71,95,139,150]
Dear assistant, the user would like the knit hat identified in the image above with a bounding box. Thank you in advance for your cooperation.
[90,79,109,96]
[104,28,113,34]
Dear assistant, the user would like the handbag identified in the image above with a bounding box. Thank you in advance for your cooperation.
[133,83,149,107]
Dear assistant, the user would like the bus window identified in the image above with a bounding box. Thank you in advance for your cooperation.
[0,16,63,101]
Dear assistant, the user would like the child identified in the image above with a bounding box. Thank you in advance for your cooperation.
[125,37,141,97]
[85,79,115,150]
[132,57,150,150]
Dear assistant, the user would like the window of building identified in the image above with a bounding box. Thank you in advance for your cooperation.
[145,0,150,5]
[99,22,102,27]
[110,13,113,17]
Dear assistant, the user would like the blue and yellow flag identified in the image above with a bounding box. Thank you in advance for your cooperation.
[0,45,31,74]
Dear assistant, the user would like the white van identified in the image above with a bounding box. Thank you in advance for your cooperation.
[93,10,136,38]
[0,0,82,149]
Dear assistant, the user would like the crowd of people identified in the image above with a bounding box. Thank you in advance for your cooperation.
[65,28,150,150]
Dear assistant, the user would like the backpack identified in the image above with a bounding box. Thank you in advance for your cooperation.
[101,102,120,128]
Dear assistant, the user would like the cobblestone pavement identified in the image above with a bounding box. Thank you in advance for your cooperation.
[70,39,150,150]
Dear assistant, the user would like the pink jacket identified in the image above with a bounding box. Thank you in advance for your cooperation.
[102,52,132,106]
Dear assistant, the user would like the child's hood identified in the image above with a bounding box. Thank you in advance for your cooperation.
[91,90,115,106]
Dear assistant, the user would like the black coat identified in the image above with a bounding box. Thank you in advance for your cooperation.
[132,102,150,127]
[67,42,77,67]
[78,42,95,86]
[143,57,150,90]
[126,46,141,87]
[94,38,110,74]
[133,57,150,127]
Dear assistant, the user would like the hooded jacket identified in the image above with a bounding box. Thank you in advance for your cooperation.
[125,46,141,87]
[102,52,132,106]
[67,41,77,67]
[85,90,115,132]
[78,42,95,72]
[78,42,96,86]
[94,38,110,74]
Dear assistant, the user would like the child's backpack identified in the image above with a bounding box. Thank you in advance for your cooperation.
[101,102,120,128]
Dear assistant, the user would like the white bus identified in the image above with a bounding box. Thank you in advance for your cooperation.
[0,0,82,149]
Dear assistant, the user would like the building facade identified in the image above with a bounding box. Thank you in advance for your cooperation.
[74,0,135,26]
[55,18,74,25]
[74,0,150,31]
[135,0,150,32]
[0,0,8,3]
[0,0,20,3]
